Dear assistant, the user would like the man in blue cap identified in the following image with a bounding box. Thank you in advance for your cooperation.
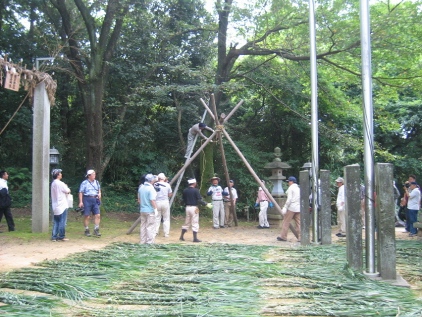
[224,180,238,227]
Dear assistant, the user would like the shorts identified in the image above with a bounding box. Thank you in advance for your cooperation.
[83,196,100,216]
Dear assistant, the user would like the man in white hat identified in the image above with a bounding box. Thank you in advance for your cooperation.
[207,176,228,229]
[78,169,102,237]
[180,178,207,242]
[335,177,346,237]
[154,173,172,237]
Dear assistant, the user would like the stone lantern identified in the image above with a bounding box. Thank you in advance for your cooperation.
[264,147,291,225]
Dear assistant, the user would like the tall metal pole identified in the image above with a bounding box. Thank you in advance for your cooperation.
[309,0,319,243]
[360,0,377,276]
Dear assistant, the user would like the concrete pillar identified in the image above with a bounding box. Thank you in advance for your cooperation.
[375,163,396,280]
[344,164,363,271]
[32,82,50,233]
[300,170,311,246]
[320,170,331,245]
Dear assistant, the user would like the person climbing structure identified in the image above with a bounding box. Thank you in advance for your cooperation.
[185,122,214,158]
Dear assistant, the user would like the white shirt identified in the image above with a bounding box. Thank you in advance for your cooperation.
[223,187,238,202]
[336,185,345,212]
[408,187,420,210]
[208,185,224,201]
[0,178,8,191]
[283,183,300,213]
[51,179,71,215]
[155,181,172,201]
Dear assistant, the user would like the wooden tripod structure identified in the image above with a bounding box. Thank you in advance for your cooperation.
[127,94,298,238]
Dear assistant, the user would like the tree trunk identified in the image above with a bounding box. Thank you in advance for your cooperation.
[50,0,129,180]
[200,144,214,197]
[78,76,104,179]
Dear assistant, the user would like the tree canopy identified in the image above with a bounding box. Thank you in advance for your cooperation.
[2,0,422,208]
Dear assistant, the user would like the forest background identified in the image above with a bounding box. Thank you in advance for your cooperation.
[1,0,422,215]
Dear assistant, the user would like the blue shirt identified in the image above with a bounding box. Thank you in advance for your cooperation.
[79,179,101,196]
[139,183,157,213]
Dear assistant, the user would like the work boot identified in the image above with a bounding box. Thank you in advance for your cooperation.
[193,231,201,243]
[179,229,187,241]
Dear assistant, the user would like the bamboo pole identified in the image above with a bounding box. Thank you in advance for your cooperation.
[199,98,216,121]
[210,95,238,226]
[222,99,244,123]
[222,129,298,238]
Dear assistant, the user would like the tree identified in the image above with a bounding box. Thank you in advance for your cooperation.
[42,0,133,179]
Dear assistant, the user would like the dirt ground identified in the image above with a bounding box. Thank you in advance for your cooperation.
[0,211,418,273]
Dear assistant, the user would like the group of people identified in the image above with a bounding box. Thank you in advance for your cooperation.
[5,161,418,244]
[335,173,420,238]
[137,173,173,244]
[206,176,239,229]
[138,174,238,244]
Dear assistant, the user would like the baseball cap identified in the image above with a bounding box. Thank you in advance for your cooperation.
[157,173,166,180]
[335,177,344,183]
[188,178,197,184]
[287,176,297,183]
[85,169,95,177]
[145,174,154,182]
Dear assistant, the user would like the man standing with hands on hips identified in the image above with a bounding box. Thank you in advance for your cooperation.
[78,169,102,237]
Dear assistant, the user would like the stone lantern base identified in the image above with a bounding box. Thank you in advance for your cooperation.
[268,195,286,227]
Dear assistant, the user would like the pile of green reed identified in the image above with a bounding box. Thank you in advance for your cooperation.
[0,242,421,316]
